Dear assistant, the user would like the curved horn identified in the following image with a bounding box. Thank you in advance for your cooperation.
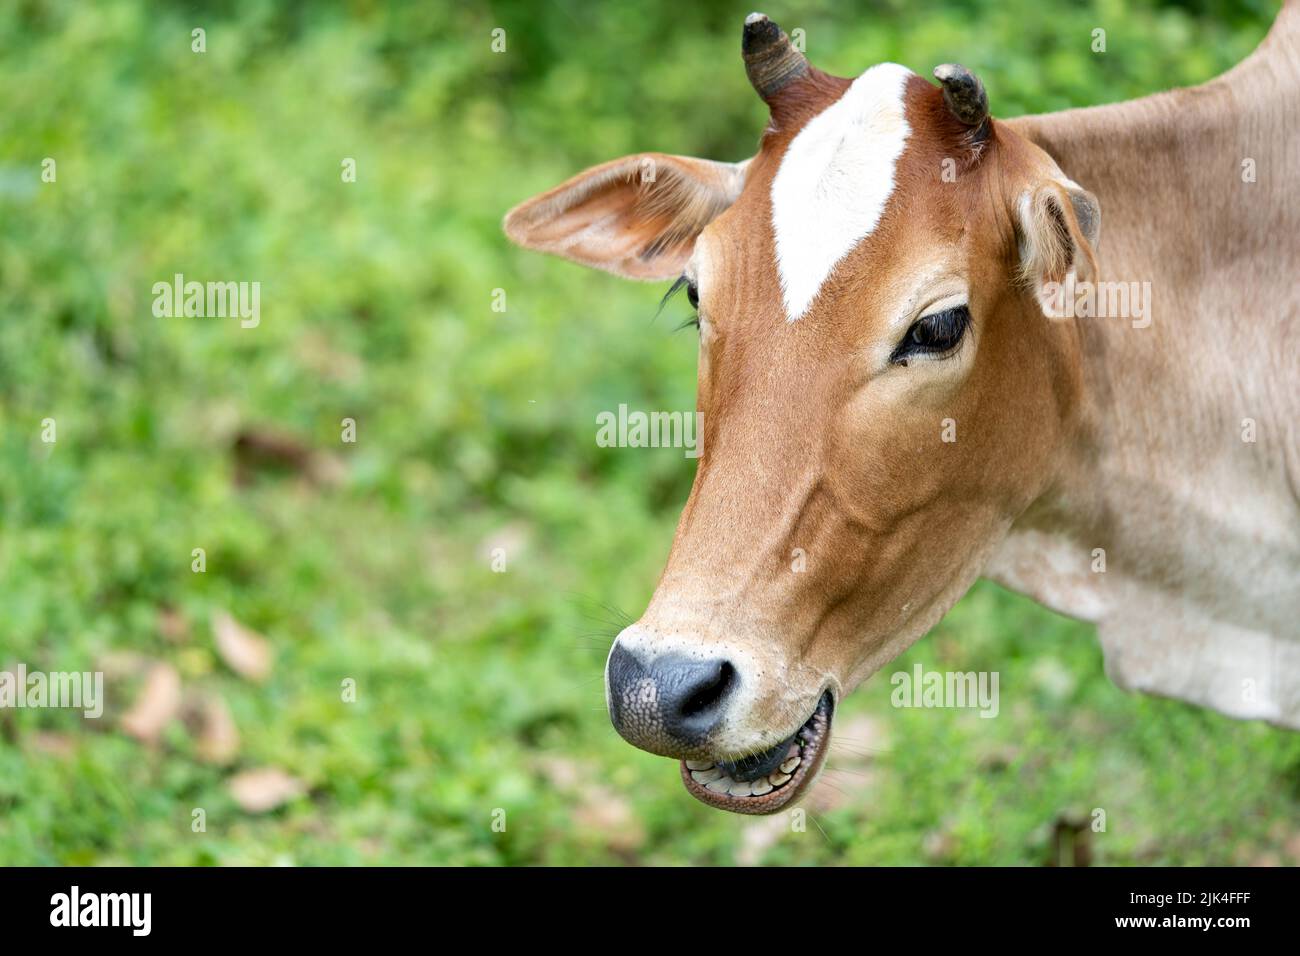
[743,13,809,101]
[933,64,989,130]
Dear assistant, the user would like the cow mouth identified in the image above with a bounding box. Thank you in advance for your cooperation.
[680,690,833,814]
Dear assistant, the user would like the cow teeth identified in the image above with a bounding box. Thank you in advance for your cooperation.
[779,755,801,774]
[728,779,753,797]
[768,771,791,786]
[750,778,773,795]
[691,768,722,784]
[705,775,734,793]
[685,760,715,771]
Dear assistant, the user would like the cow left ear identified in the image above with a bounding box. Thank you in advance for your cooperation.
[503,153,749,281]
[1016,180,1101,317]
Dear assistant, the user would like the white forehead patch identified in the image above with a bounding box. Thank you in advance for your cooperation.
[770,63,913,322]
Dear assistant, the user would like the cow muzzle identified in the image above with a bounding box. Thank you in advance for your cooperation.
[605,638,836,815]
[606,643,738,754]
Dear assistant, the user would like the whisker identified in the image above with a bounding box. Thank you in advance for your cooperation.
[561,674,608,693]
[563,592,634,628]
[816,778,852,798]
[824,765,873,779]
[806,812,832,844]
[830,742,890,759]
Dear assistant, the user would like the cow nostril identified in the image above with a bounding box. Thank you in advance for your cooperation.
[681,660,736,719]
[607,647,740,750]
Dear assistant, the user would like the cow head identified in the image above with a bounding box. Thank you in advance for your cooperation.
[504,14,1100,813]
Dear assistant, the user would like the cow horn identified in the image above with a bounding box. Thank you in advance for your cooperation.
[743,13,809,102]
[933,64,989,130]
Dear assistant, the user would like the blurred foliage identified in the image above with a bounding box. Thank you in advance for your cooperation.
[0,0,1295,865]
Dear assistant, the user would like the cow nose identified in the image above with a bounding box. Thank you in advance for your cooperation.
[606,644,737,755]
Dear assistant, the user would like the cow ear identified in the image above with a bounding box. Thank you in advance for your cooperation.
[503,153,749,280]
[1016,180,1101,317]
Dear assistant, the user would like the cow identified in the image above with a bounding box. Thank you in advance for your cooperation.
[503,7,1300,813]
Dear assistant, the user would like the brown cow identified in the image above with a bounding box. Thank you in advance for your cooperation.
[504,7,1300,813]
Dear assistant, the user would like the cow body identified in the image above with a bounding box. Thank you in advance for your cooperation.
[992,7,1300,726]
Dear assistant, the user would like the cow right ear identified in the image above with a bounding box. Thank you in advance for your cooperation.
[1016,180,1101,318]
[503,153,749,281]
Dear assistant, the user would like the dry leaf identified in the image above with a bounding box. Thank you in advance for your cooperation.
[535,756,582,790]
[228,768,306,813]
[531,755,644,854]
[120,663,182,744]
[570,785,645,854]
[1286,832,1300,864]
[232,427,345,488]
[185,692,241,765]
[232,428,313,482]
[213,612,273,682]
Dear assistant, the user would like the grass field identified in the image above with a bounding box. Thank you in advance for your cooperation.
[1,0,1296,865]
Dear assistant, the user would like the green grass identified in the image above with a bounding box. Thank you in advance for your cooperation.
[0,0,1295,865]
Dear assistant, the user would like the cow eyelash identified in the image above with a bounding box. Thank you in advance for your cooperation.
[890,305,971,365]
[661,275,701,332]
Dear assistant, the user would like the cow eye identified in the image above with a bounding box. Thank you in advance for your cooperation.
[680,279,701,331]
[891,305,970,364]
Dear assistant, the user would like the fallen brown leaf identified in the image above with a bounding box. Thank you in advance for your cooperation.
[213,612,273,682]
[232,428,346,487]
[1285,832,1300,864]
[570,785,646,854]
[531,756,645,854]
[228,768,306,813]
[184,691,241,765]
[535,755,582,790]
[120,663,183,744]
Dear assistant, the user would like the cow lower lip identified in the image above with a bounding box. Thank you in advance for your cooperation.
[680,691,834,815]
